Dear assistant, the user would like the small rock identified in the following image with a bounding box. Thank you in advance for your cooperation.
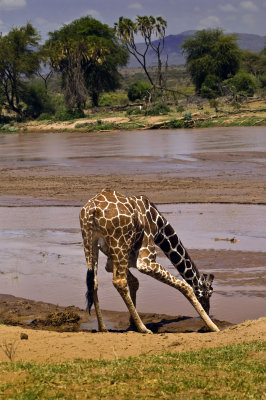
[20,333,28,340]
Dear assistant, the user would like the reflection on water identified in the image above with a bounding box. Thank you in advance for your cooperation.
[0,127,266,177]
[0,204,265,323]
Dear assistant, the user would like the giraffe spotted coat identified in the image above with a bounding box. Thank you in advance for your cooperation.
[80,189,217,333]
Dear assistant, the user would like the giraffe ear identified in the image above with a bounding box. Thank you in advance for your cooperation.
[207,273,214,284]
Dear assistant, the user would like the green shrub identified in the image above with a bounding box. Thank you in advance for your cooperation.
[126,108,143,116]
[99,93,128,107]
[21,82,55,118]
[145,102,170,116]
[183,112,192,121]
[53,109,85,121]
[226,71,257,96]
[37,113,53,121]
[176,105,185,112]
[168,119,185,128]
[128,81,152,102]
[0,124,18,132]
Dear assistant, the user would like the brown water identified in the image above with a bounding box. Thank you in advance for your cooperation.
[0,204,265,324]
[1,127,266,179]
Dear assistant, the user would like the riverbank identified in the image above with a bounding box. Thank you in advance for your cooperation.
[0,295,266,363]
[1,99,265,133]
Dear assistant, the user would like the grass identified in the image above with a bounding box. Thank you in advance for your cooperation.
[0,341,265,399]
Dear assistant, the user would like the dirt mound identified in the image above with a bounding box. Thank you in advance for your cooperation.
[0,317,265,363]
[31,311,81,331]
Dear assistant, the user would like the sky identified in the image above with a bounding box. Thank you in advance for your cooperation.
[0,0,265,40]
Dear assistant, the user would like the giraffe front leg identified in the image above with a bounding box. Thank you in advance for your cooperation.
[112,266,152,334]
[137,260,220,332]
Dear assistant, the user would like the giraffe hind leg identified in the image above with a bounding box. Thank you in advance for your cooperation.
[127,270,139,329]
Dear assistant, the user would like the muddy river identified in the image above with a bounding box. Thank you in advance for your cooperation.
[1,126,266,178]
[0,127,265,327]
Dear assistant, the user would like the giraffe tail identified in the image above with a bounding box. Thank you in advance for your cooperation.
[80,203,96,314]
[86,268,94,314]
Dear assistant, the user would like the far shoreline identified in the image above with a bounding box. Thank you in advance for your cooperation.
[1,98,265,134]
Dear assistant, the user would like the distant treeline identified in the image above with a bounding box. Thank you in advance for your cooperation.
[0,15,265,122]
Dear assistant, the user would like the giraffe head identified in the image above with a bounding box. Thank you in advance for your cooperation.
[195,273,214,314]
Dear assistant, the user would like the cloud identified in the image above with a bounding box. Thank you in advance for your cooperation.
[219,4,237,13]
[198,15,221,29]
[128,2,143,10]
[83,9,103,21]
[240,1,259,12]
[0,0,26,11]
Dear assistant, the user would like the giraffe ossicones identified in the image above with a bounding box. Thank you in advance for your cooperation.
[80,189,219,333]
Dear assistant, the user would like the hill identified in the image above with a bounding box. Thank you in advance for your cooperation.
[128,31,266,67]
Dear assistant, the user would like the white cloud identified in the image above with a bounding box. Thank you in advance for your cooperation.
[128,2,143,10]
[219,4,237,13]
[240,1,259,12]
[198,15,221,29]
[0,0,26,11]
[83,9,102,20]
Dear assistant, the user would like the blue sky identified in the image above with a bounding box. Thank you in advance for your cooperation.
[0,0,265,39]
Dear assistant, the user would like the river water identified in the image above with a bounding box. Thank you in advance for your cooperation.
[0,126,266,178]
[0,204,265,324]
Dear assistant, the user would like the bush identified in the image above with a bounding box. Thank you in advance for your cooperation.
[226,71,257,96]
[168,119,185,128]
[128,81,152,102]
[126,108,143,116]
[37,113,53,121]
[176,105,185,112]
[53,109,85,121]
[145,102,170,116]
[21,82,55,118]
[99,93,128,107]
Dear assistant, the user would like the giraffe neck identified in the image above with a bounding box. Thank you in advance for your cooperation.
[154,220,202,291]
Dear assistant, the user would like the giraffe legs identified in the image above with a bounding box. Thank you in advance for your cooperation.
[127,270,139,328]
[137,259,219,332]
[112,261,152,334]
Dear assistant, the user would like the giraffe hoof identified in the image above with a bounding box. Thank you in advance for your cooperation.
[98,326,108,332]
[139,328,153,334]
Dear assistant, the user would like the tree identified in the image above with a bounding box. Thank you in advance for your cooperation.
[44,16,128,108]
[114,16,167,89]
[182,29,241,95]
[0,23,41,118]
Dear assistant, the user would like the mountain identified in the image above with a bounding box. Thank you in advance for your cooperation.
[127,31,266,68]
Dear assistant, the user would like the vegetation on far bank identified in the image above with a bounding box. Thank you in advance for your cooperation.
[0,14,265,130]
[0,341,265,399]
[1,97,265,133]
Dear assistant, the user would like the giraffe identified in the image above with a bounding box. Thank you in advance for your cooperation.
[80,189,219,333]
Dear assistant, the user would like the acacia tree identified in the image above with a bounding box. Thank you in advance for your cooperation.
[114,16,167,89]
[0,23,41,118]
[44,17,128,108]
[182,29,241,95]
